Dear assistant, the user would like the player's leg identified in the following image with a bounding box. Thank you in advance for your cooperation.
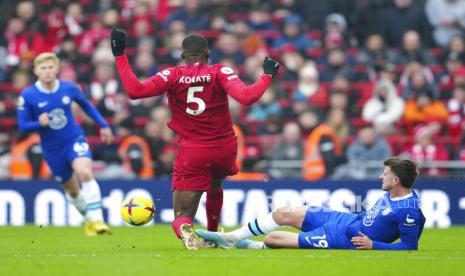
[263,231,300,249]
[240,226,332,250]
[206,179,224,231]
[272,206,308,229]
[62,174,87,215]
[229,206,308,240]
[72,156,110,235]
[42,148,87,216]
[72,157,103,220]
[172,145,226,249]
[205,139,239,232]
[172,189,205,249]
[296,226,331,249]
[196,206,307,248]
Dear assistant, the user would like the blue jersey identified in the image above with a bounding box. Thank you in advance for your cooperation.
[17,80,108,151]
[356,192,426,250]
[299,192,425,250]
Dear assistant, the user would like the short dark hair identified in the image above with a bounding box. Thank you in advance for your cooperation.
[384,157,419,188]
[181,34,209,62]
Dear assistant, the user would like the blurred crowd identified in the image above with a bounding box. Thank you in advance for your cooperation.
[1,0,465,180]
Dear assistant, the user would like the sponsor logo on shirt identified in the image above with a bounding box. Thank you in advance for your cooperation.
[404,214,416,226]
[48,108,68,130]
[38,101,48,108]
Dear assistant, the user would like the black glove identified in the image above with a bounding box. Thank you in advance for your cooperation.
[263,57,280,78]
[111,28,126,57]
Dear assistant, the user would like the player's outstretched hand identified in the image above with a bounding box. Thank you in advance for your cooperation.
[263,57,280,79]
[351,232,373,250]
[100,127,114,144]
[111,28,126,57]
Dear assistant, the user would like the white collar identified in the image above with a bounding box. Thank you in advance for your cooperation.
[35,80,60,93]
[389,192,413,201]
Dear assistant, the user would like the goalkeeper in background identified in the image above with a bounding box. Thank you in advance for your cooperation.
[197,157,426,250]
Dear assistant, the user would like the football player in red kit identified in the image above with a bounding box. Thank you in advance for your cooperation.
[111,29,280,249]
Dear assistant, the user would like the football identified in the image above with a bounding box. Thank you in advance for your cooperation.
[121,196,156,226]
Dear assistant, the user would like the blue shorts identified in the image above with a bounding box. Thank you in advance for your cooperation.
[42,135,92,182]
[298,206,358,249]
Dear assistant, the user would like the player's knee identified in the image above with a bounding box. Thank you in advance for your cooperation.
[75,169,93,182]
[263,233,280,248]
[67,189,79,198]
[272,207,293,225]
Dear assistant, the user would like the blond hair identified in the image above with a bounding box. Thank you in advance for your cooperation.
[33,52,59,67]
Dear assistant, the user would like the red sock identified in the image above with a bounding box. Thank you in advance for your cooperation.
[171,216,193,239]
[206,187,223,231]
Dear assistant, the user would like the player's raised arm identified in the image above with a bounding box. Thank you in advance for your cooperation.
[111,28,167,99]
[222,57,280,106]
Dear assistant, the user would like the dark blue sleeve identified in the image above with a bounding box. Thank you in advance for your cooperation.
[17,95,42,133]
[372,209,420,250]
[72,86,109,128]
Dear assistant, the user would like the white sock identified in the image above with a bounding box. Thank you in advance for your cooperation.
[225,212,280,242]
[65,192,87,215]
[80,179,104,221]
[245,241,269,250]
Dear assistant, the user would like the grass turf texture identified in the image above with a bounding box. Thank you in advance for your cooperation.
[1,225,464,276]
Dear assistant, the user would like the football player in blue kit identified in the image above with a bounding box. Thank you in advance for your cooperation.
[197,157,426,250]
[17,52,113,236]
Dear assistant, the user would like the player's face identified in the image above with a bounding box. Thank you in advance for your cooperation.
[34,59,59,83]
[380,166,397,191]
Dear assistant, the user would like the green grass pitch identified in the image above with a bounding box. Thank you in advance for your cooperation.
[1,225,464,276]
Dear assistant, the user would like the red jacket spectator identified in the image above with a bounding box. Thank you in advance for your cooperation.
[403,123,449,177]
[447,85,465,137]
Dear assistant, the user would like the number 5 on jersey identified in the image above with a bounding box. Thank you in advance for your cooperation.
[186,86,206,115]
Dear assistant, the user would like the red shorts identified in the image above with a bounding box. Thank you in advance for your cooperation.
[172,138,238,192]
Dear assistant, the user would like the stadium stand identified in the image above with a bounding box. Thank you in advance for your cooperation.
[1,0,465,180]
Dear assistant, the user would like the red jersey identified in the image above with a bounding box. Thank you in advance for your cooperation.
[116,55,272,146]
[151,63,236,145]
